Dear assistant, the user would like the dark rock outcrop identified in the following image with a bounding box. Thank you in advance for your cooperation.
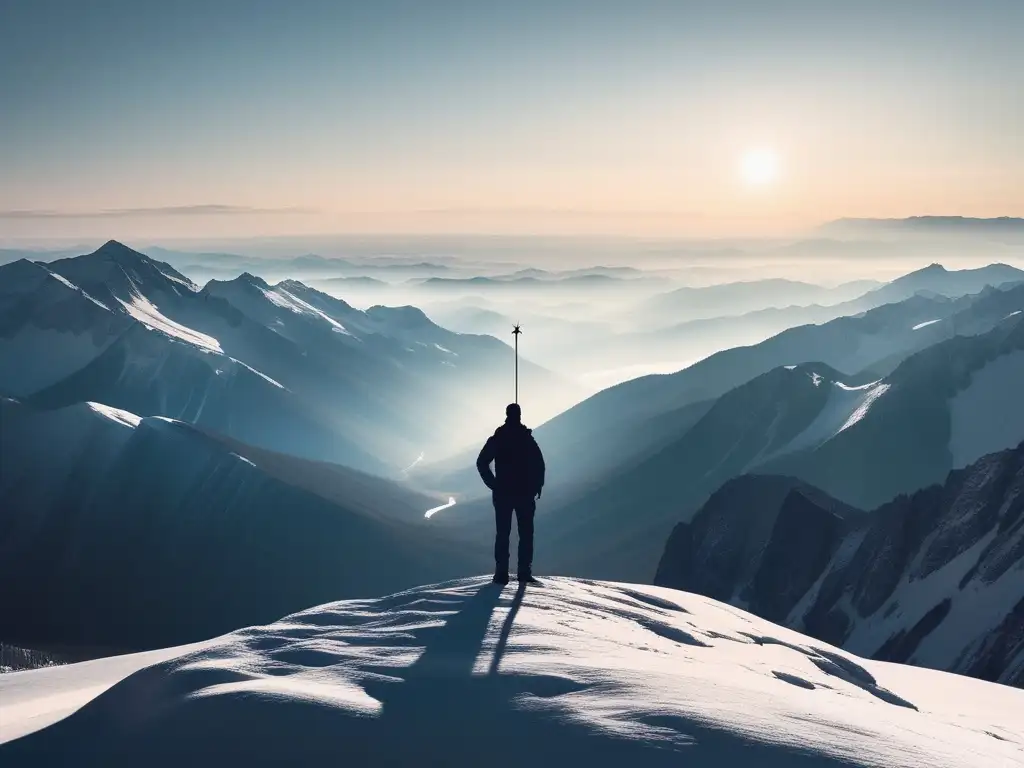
[655,442,1024,686]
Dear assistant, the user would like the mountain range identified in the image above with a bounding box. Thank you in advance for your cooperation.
[634,277,880,326]
[534,303,1024,583]
[429,274,1024,500]
[0,241,578,471]
[422,263,1024,384]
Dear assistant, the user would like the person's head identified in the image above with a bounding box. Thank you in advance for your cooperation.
[505,403,522,423]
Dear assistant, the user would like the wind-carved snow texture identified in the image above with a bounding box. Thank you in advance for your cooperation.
[2,578,1022,767]
[949,350,1024,469]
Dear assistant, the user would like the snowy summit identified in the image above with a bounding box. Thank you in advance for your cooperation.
[2,578,1021,767]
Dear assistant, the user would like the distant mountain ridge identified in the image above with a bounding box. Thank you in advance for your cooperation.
[636,278,880,326]
[531,300,1024,584]
[822,216,1024,236]
[492,276,1024,492]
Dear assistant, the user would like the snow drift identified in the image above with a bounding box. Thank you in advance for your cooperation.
[1,578,1021,767]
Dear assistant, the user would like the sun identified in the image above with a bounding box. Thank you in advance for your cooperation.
[740,148,780,187]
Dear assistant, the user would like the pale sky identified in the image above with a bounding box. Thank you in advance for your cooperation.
[2,0,1021,239]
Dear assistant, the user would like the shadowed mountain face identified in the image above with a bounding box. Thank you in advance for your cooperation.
[635,278,878,326]
[655,442,1024,687]
[629,262,1024,351]
[489,281,1024,485]
[531,279,1024,474]
[0,259,136,396]
[423,287,985,499]
[419,264,1024,388]
[530,309,1024,584]
[0,398,483,651]
[0,241,578,472]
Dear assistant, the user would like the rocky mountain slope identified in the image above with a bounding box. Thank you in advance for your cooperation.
[655,441,1024,686]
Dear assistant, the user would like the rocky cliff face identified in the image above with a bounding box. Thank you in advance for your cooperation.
[655,443,1024,686]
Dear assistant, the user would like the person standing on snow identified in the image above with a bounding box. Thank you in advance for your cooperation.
[476,403,546,584]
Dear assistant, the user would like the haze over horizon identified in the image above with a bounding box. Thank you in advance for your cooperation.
[3,0,1021,241]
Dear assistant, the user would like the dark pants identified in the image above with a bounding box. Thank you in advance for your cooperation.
[493,494,536,574]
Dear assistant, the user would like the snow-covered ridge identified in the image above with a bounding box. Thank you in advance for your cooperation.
[261,284,354,336]
[86,401,142,428]
[116,293,223,353]
[1,577,1021,766]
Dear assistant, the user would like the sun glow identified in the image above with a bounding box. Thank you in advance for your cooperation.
[740,149,780,187]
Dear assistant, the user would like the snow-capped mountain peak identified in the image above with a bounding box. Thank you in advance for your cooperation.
[236,271,271,289]
[48,241,200,305]
[203,274,360,339]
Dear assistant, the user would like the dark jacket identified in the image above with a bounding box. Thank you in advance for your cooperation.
[476,422,545,497]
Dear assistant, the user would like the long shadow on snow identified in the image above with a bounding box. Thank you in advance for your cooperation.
[1,581,864,768]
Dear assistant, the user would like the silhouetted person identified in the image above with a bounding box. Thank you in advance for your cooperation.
[477,403,545,584]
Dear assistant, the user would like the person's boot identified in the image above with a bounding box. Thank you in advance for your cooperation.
[516,568,538,584]
[492,568,510,585]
